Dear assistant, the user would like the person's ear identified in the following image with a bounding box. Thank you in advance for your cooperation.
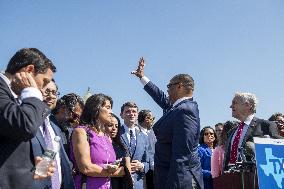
[24,65,35,74]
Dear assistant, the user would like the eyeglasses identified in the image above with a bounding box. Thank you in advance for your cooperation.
[204,132,214,136]
[167,82,180,89]
[275,120,284,125]
[145,116,155,121]
[44,89,60,97]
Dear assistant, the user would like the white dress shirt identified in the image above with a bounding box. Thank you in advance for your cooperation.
[123,124,137,143]
[40,116,62,185]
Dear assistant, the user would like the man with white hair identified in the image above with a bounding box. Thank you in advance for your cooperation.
[223,92,282,172]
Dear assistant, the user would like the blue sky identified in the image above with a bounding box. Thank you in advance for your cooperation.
[1,0,284,127]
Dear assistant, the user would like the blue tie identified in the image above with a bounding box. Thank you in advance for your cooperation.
[129,129,136,156]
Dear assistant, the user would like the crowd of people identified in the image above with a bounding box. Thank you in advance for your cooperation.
[0,48,283,189]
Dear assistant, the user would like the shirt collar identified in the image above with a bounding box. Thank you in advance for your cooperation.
[139,126,148,134]
[172,96,192,107]
[123,124,137,133]
[0,72,18,98]
[244,114,255,125]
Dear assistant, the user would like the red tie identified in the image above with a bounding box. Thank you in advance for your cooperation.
[229,122,245,164]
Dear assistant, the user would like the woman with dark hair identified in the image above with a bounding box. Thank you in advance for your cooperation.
[70,94,125,189]
[105,114,133,189]
[211,121,237,179]
[198,126,218,189]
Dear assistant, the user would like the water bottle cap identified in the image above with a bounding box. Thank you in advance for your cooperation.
[54,136,61,142]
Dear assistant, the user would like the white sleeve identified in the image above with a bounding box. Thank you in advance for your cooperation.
[140,76,150,86]
[20,87,43,101]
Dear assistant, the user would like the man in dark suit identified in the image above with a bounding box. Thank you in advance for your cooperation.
[0,48,56,189]
[223,92,283,171]
[119,102,150,189]
[131,58,204,189]
[31,80,75,189]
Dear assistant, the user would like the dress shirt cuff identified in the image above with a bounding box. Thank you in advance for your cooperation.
[140,76,150,86]
[21,87,43,101]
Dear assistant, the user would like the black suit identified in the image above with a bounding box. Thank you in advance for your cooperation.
[0,77,50,189]
[223,117,282,171]
[31,116,75,189]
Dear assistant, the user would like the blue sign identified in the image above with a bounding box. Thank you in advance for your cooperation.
[254,137,284,189]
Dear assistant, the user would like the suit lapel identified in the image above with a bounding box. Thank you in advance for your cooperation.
[35,127,46,149]
[120,125,130,148]
[242,117,257,146]
[132,128,142,157]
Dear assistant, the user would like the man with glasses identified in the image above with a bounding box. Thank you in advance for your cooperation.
[31,80,75,189]
[131,58,204,189]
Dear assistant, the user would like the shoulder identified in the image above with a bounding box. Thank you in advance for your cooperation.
[73,126,88,136]
[176,100,199,114]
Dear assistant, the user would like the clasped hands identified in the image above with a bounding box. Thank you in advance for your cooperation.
[130,160,144,173]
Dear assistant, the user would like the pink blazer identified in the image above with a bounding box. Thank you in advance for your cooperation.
[211,145,225,178]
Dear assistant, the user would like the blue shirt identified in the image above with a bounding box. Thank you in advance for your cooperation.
[198,143,213,189]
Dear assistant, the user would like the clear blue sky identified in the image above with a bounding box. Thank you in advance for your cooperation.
[1,0,284,127]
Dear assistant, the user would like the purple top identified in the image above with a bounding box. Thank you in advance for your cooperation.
[70,125,116,189]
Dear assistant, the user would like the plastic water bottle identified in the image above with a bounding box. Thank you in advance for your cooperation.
[35,136,61,176]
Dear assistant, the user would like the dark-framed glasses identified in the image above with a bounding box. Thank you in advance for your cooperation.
[204,132,214,136]
[167,82,180,89]
[44,89,60,97]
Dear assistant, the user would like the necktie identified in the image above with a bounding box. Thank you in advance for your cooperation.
[43,120,60,189]
[229,122,245,164]
[129,129,136,156]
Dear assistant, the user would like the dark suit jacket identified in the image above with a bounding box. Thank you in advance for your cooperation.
[0,77,50,189]
[120,126,150,189]
[223,117,283,171]
[31,116,75,189]
[144,81,204,189]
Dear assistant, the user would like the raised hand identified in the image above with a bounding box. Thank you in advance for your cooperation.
[10,72,38,95]
[131,57,145,79]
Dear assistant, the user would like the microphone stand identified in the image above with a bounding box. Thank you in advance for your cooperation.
[235,147,257,189]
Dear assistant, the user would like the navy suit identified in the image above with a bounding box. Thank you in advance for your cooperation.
[120,125,150,189]
[0,76,50,189]
[144,81,204,189]
[223,117,283,172]
[31,116,75,189]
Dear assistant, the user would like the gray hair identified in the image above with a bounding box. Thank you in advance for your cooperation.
[234,92,258,113]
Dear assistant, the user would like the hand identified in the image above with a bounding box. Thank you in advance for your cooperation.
[11,72,38,94]
[130,160,143,173]
[131,57,145,79]
[105,164,119,174]
[33,156,55,180]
